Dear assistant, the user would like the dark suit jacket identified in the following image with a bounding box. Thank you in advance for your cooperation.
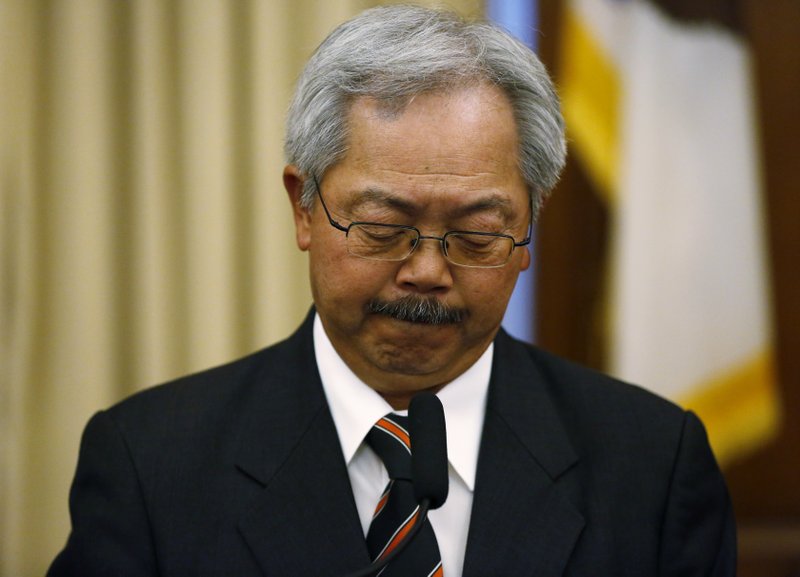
[48,311,735,576]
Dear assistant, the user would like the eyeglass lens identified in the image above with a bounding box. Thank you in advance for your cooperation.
[347,224,513,267]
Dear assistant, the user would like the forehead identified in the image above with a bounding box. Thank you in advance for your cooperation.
[327,83,528,211]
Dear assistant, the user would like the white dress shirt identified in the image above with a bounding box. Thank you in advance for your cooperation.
[314,314,491,577]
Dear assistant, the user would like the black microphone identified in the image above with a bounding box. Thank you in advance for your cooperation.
[343,392,449,577]
[409,392,449,510]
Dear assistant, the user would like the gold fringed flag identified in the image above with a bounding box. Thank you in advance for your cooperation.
[559,0,780,465]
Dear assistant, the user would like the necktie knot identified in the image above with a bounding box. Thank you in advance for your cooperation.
[366,414,412,480]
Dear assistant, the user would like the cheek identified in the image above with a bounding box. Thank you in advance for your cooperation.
[458,269,519,310]
[311,248,391,303]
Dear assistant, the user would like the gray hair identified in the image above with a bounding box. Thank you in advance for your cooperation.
[284,4,566,219]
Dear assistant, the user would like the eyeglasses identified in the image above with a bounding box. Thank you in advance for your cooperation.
[312,176,532,269]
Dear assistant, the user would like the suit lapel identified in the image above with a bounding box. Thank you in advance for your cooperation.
[463,331,585,577]
[235,312,370,576]
[231,316,584,576]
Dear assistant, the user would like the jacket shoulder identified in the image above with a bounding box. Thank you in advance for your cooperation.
[103,315,317,438]
[493,332,695,470]
[520,338,686,423]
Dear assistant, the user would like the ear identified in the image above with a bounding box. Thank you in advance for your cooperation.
[519,246,531,272]
[283,165,312,251]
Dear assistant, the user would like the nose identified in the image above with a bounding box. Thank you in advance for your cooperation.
[394,236,453,294]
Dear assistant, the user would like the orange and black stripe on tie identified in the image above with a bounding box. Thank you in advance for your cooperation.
[365,414,444,576]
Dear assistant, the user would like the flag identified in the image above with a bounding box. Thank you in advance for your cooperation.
[559,0,780,465]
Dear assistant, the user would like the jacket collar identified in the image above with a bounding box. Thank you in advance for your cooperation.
[235,310,371,575]
[463,329,584,577]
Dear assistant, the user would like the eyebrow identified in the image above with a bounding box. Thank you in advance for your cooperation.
[343,186,517,220]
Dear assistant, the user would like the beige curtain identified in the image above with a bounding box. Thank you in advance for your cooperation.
[0,0,482,575]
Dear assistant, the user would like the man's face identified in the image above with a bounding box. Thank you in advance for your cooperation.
[285,83,531,408]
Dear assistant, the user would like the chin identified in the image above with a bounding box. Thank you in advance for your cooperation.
[369,340,455,376]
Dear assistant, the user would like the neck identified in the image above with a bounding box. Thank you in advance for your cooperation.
[379,383,447,410]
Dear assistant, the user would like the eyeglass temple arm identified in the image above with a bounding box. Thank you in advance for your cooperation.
[515,197,534,247]
[312,175,349,233]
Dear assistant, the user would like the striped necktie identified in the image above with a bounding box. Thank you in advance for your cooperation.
[365,414,444,577]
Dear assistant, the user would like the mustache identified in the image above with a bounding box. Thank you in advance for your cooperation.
[366,296,466,325]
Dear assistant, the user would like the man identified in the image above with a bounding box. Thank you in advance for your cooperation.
[49,5,735,576]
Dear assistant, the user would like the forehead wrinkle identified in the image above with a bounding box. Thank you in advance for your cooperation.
[341,185,518,222]
[451,195,515,220]
[342,186,417,216]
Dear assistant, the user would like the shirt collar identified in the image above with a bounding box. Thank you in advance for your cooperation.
[314,313,491,491]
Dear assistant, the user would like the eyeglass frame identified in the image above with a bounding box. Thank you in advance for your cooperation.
[311,175,533,269]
